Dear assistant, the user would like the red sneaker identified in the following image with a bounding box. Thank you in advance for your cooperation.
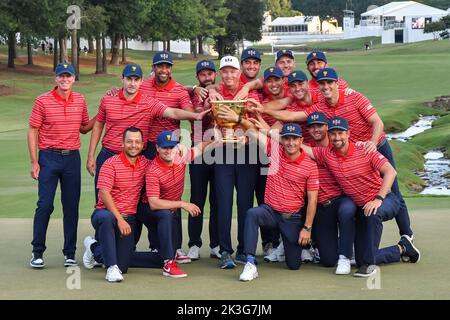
[175,249,192,264]
[163,260,187,278]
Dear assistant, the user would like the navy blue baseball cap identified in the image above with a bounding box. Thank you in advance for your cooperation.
[196,60,216,74]
[55,63,75,76]
[316,68,339,82]
[157,130,179,148]
[328,117,349,131]
[288,70,308,84]
[306,50,328,65]
[280,123,302,137]
[153,51,173,65]
[241,48,261,62]
[307,112,328,126]
[264,66,284,80]
[275,49,295,63]
[122,63,143,78]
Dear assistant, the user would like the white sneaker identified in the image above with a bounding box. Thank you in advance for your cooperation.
[105,265,123,282]
[239,262,259,281]
[336,256,351,275]
[175,249,192,264]
[301,248,314,263]
[210,246,221,259]
[83,236,101,269]
[264,242,285,262]
[350,251,357,266]
[262,243,274,256]
[187,245,200,260]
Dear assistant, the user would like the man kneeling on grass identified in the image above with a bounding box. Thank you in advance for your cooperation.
[217,104,319,282]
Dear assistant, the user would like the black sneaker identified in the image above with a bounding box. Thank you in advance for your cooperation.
[219,252,236,269]
[30,252,45,269]
[399,235,420,263]
[64,254,78,267]
[353,264,377,277]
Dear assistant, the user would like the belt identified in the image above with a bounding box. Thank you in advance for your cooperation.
[278,212,303,220]
[320,195,343,207]
[45,148,78,155]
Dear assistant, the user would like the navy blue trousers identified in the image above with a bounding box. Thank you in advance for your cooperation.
[31,150,81,256]
[214,144,258,255]
[91,209,163,273]
[378,139,413,237]
[256,162,281,249]
[136,203,180,261]
[354,193,402,266]
[94,147,117,202]
[188,160,219,249]
[313,196,357,267]
[244,204,305,270]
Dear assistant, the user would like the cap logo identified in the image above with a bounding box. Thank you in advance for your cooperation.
[63,64,68,68]
[224,57,233,62]
[269,68,274,72]
[287,125,296,132]
[292,73,297,77]
[201,61,209,67]
[311,114,319,120]
[332,119,341,125]
[131,66,136,71]
[166,134,171,140]
[160,53,169,60]
[312,53,317,57]
[323,71,328,76]
[248,50,256,56]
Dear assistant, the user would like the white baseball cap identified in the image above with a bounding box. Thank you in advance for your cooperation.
[219,56,240,70]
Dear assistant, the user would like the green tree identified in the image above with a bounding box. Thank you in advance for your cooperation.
[215,0,264,57]
[265,0,302,19]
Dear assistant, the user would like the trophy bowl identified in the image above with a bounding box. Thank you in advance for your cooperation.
[211,100,247,143]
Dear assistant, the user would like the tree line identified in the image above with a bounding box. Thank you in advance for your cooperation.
[0,0,270,75]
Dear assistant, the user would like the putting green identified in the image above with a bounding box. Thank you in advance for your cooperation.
[1,199,449,300]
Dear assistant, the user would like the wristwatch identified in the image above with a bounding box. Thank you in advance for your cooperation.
[375,195,384,201]
[303,225,312,232]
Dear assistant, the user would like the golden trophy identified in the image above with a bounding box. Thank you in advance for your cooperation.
[211,100,247,143]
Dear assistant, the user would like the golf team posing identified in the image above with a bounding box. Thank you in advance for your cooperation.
[27,48,421,283]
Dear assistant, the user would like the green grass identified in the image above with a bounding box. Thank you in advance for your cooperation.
[1,39,449,220]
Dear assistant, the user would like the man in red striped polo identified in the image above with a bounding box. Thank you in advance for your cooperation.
[140,51,195,160]
[306,112,357,275]
[209,56,261,269]
[237,123,319,281]
[87,63,209,201]
[28,63,94,268]
[308,68,414,244]
[301,117,420,277]
[83,127,164,282]
[137,130,216,277]
[305,50,349,97]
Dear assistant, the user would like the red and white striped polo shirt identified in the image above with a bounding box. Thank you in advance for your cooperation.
[217,82,261,122]
[146,150,194,205]
[308,141,343,204]
[306,90,385,144]
[285,92,319,145]
[29,88,89,150]
[260,92,290,127]
[309,78,349,97]
[96,89,167,153]
[141,77,193,143]
[312,142,388,206]
[190,94,214,145]
[96,153,149,214]
[240,74,264,101]
[264,141,319,214]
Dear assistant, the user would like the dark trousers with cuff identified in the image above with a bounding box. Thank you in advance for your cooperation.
[188,160,219,249]
[91,209,163,273]
[244,204,305,270]
[377,139,413,237]
[354,193,402,267]
[215,144,258,255]
[313,196,357,267]
[31,150,80,256]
